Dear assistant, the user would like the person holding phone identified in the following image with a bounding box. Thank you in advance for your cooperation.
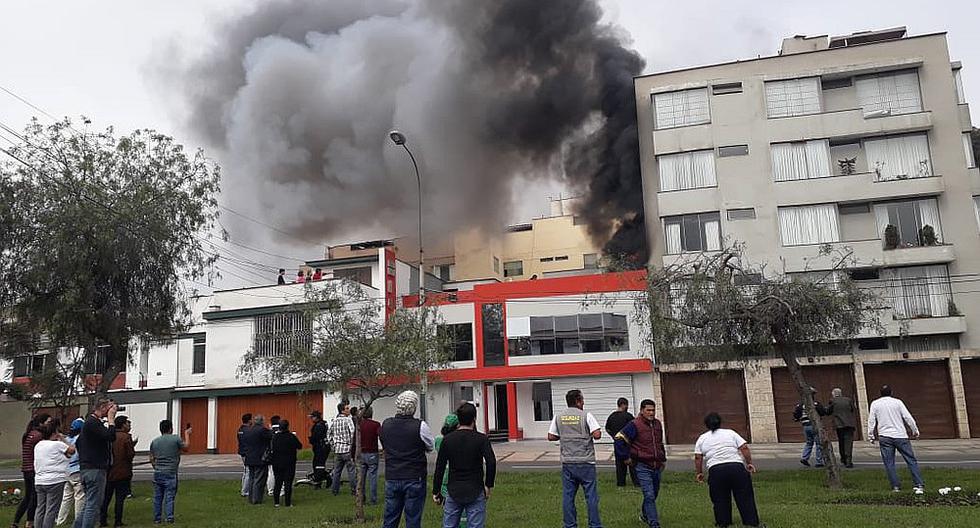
[149,420,190,524]
[73,398,117,528]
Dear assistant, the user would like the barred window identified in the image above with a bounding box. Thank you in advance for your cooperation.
[253,312,312,358]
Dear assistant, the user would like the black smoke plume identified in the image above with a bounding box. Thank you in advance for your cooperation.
[164,0,647,261]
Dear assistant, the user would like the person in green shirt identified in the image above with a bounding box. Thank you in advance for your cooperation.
[149,420,189,524]
[435,413,466,528]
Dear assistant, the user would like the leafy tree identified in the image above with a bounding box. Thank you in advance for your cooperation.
[0,118,221,402]
[239,281,451,522]
[634,245,881,488]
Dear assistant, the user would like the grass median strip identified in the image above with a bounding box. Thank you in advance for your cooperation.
[4,468,980,527]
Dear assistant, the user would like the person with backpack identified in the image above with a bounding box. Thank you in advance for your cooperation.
[793,388,825,468]
[270,419,303,507]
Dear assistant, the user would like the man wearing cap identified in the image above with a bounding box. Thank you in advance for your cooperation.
[379,391,434,528]
[55,418,86,526]
[308,410,329,488]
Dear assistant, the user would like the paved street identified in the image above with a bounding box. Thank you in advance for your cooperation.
[3,438,978,482]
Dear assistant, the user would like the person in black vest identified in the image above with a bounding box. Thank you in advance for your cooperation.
[380,391,434,528]
[605,397,639,487]
[241,415,273,504]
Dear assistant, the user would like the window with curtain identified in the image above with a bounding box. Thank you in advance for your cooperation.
[873,198,942,248]
[964,133,977,168]
[654,88,710,129]
[881,264,953,319]
[532,382,554,421]
[778,204,840,246]
[954,69,966,104]
[864,134,932,181]
[657,150,717,191]
[764,77,822,118]
[770,139,832,181]
[856,69,922,116]
[663,212,722,254]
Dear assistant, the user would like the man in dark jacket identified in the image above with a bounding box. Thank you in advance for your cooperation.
[308,410,329,488]
[793,388,826,468]
[433,403,495,528]
[100,416,135,527]
[74,398,117,528]
[614,399,667,528]
[605,397,639,487]
[828,388,858,468]
[237,413,252,497]
[380,391,434,528]
[241,415,273,504]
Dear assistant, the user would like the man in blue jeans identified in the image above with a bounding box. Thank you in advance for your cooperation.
[868,385,925,493]
[548,389,603,528]
[379,391,434,528]
[433,403,496,528]
[793,390,825,468]
[149,420,190,523]
[614,399,667,527]
[74,398,118,528]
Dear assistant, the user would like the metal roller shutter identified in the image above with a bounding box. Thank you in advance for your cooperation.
[550,375,634,443]
[771,364,860,443]
[957,359,980,438]
[863,361,957,439]
[661,370,751,444]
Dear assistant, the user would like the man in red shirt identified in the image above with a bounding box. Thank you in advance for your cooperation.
[359,406,382,505]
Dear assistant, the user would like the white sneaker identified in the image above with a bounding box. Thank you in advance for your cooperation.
[913,487,925,495]
[892,487,902,493]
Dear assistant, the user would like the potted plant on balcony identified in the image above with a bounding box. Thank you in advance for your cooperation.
[838,157,857,176]
[884,224,900,250]
[948,300,961,317]
[919,225,939,246]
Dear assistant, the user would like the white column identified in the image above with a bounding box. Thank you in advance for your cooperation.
[171,398,181,429]
[207,397,218,451]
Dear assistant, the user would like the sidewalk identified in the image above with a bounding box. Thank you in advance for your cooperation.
[164,438,980,468]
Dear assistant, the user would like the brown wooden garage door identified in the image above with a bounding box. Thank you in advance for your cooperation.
[960,358,980,438]
[180,398,209,454]
[661,370,750,444]
[771,364,860,442]
[863,361,957,439]
[216,392,323,454]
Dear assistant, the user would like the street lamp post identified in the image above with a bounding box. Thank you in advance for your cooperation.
[389,129,428,421]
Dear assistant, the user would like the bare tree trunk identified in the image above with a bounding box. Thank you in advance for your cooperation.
[781,352,843,489]
[353,410,364,522]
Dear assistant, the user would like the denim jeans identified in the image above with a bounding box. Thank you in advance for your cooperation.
[443,492,485,528]
[634,463,662,527]
[331,452,356,495]
[360,453,380,504]
[152,472,178,523]
[73,469,106,528]
[801,425,823,464]
[34,482,66,528]
[879,436,924,489]
[382,478,426,528]
[561,463,602,528]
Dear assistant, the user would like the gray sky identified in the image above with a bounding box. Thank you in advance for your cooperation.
[1,0,977,289]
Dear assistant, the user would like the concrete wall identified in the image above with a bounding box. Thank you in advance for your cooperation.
[0,400,34,458]
[119,401,169,450]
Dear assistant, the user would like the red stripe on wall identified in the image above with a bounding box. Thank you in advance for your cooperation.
[402,270,646,307]
[432,358,652,383]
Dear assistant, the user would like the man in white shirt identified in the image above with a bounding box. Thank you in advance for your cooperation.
[867,385,924,493]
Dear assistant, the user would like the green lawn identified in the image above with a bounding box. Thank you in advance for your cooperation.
[5,468,980,527]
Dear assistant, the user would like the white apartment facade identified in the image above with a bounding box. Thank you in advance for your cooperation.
[634,27,980,443]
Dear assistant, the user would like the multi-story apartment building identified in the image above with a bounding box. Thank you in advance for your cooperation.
[427,196,603,285]
[635,27,979,443]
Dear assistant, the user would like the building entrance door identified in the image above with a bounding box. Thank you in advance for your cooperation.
[494,384,509,431]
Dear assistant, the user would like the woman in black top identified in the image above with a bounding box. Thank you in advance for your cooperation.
[270,420,303,507]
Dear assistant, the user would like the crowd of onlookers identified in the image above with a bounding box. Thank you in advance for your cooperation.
[275,268,325,285]
[11,384,924,528]
[12,398,190,528]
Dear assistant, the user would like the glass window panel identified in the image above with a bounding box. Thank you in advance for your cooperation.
[530,316,554,337]
[554,315,579,337]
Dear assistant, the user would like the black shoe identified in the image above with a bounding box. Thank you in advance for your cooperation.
[815,463,825,468]
[800,459,810,467]
[845,463,854,469]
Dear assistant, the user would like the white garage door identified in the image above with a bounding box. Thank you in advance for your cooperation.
[551,375,634,443]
